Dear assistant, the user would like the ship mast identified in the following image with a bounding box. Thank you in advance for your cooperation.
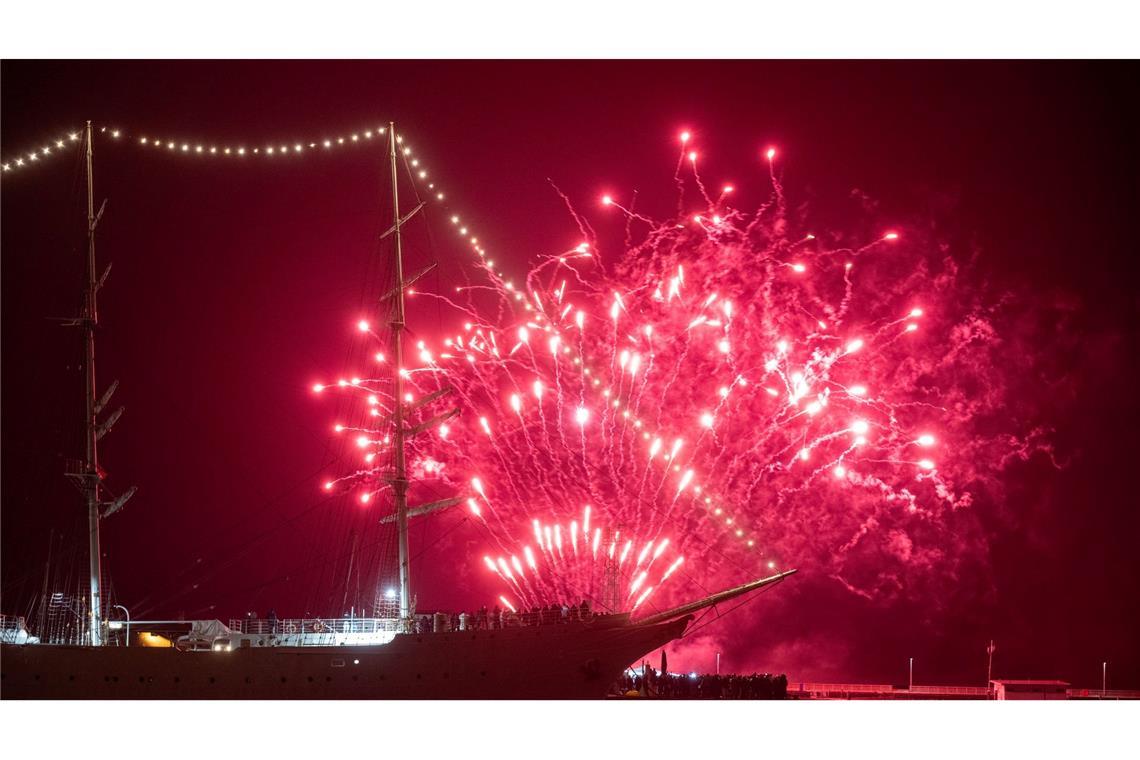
[82,121,104,645]
[387,123,412,625]
[377,123,459,626]
[69,121,134,646]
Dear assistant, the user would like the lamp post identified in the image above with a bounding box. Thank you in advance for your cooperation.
[986,640,996,686]
[112,604,130,647]
[909,657,914,690]
[716,652,721,675]
[1102,661,1107,698]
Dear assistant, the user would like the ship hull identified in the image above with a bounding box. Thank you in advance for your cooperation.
[1,616,688,699]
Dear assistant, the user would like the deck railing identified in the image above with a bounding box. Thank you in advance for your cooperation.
[228,609,617,636]
[908,685,991,696]
[228,618,402,635]
[0,614,26,631]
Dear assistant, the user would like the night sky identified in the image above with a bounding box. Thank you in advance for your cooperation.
[2,60,1137,687]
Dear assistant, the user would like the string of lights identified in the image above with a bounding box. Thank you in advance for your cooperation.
[1,121,499,282]
[3,121,758,550]
[1,128,85,171]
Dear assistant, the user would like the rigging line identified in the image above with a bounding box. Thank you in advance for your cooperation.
[3,516,83,598]
[186,529,398,613]
[408,514,471,564]
[132,484,343,616]
[686,604,717,632]
[306,139,401,605]
[5,145,89,586]
[127,460,333,604]
[400,135,450,355]
[679,577,786,640]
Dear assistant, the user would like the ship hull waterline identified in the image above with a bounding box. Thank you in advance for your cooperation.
[1,616,690,699]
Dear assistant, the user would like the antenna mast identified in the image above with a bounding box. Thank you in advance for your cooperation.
[82,121,104,646]
[388,122,412,626]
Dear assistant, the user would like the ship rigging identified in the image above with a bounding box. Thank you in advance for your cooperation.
[1,119,797,698]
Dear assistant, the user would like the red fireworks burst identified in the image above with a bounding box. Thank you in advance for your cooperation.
[315,131,1021,614]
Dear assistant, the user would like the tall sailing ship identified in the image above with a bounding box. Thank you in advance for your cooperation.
[0,122,795,699]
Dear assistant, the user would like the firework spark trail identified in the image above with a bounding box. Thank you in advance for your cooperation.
[474,508,687,610]
[313,130,1042,611]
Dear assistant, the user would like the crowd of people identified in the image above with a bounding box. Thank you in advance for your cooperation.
[612,669,789,699]
[414,600,604,633]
